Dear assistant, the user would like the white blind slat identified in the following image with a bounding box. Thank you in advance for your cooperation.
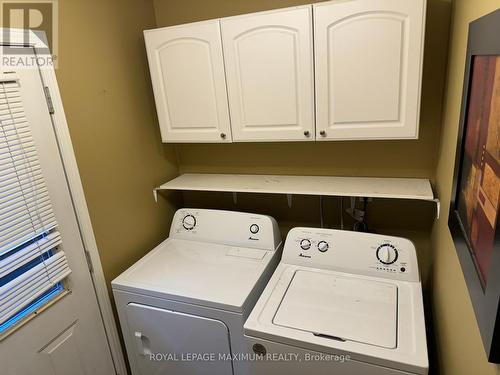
[0,231,61,278]
[0,142,35,157]
[0,203,54,230]
[1,164,42,182]
[0,194,52,224]
[0,152,38,167]
[0,252,69,308]
[0,188,50,214]
[0,179,45,205]
[0,179,45,206]
[0,252,71,323]
[0,212,56,250]
[0,223,57,258]
[0,171,44,192]
[0,253,65,307]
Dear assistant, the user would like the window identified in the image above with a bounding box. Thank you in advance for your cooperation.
[0,79,70,334]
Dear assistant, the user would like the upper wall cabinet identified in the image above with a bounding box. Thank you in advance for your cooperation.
[144,20,232,143]
[220,6,315,142]
[144,0,426,143]
[314,0,425,140]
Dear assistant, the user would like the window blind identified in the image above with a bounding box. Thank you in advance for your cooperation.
[0,79,70,332]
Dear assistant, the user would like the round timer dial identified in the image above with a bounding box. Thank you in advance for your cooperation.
[250,224,260,234]
[182,214,196,230]
[376,244,398,265]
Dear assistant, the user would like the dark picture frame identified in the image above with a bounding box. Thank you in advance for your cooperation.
[449,8,500,363]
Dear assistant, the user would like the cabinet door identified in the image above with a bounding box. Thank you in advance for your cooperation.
[144,21,232,143]
[221,6,314,142]
[314,0,425,140]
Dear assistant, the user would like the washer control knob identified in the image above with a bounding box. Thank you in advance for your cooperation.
[182,214,196,230]
[317,241,329,252]
[376,244,398,265]
[250,224,260,234]
[300,239,311,250]
[252,343,266,356]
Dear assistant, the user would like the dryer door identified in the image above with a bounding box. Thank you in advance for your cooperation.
[125,303,233,375]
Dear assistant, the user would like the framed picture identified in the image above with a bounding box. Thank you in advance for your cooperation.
[449,8,500,363]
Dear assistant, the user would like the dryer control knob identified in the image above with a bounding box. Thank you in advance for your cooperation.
[317,241,329,252]
[182,214,196,230]
[376,244,398,264]
[300,239,311,250]
[250,224,260,234]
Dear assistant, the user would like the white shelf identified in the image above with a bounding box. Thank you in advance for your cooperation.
[154,173,439,218]
[155,173,435,200]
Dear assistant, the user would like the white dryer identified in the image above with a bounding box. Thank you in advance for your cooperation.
[244,227,428,375]
[112,209,281,375]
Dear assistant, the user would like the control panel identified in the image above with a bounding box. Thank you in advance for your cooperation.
[170,209,281,251]
[282,227,420,282]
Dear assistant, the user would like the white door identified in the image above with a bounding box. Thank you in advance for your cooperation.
[221,6,314,142]
[125,303,233,375]
[144,20,232,143]
[0,49,116,375]
[314,0,425,140]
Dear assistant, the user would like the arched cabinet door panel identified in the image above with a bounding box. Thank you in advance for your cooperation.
[314,0,425,140]
[221,6,315,142]
[144,20,232,143]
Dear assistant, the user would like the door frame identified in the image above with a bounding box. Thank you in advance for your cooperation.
[0,28,127,375]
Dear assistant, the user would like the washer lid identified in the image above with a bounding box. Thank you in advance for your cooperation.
[273,270,398,349]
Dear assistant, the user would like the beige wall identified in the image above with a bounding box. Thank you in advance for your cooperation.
[430,0,500,374]
[56,0,178,285]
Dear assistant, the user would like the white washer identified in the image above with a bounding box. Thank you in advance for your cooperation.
[244,227,428,375]
[112,209,281,375]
